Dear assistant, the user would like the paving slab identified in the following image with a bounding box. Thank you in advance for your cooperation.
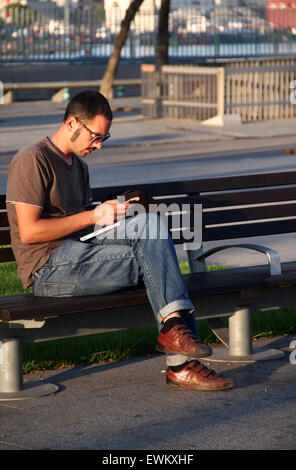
[0,336,295,451]
[1,99,296,155]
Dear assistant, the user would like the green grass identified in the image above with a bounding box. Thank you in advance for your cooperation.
[0,261,30,296]
[1,259,296,373]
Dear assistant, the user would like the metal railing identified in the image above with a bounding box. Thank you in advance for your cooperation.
[141,59,296,122]
[1,3,296,63]
[141,64,224,121]
[1,78,141,104]
[224,59,296,120]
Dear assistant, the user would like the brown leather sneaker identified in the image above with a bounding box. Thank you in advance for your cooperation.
[166,360,235,391]
[156,324,212,358]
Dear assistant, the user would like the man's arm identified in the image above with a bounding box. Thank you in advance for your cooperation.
[15,198,139,244]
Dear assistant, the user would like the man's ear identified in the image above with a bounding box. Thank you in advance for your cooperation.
[65,116,78,132]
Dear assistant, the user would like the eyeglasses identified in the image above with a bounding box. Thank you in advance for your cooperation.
[76,117,111,144]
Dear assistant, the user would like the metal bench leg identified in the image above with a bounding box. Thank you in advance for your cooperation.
[204,307,285,363]
[185,243,205,274]
[229,307,252,356]
[0,337,23,393]
[0,336,58,401]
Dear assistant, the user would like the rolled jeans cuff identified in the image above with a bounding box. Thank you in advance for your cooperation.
[158,300,195,322]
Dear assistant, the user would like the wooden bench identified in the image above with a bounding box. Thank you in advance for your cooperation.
[1,171,296,400]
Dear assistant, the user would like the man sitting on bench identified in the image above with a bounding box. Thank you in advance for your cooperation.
[6,90,234,391]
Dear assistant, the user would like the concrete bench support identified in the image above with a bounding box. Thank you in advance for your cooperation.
[206,307,285,364]
[0,335,58,401]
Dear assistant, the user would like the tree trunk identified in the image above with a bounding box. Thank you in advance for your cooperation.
[100,0,145,101]
[157,0,170,65]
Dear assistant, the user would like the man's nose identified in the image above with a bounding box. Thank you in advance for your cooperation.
[93,141,103,150]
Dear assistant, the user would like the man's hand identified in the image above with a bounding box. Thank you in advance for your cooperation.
[14,197,140,244]
[94,197,140,226]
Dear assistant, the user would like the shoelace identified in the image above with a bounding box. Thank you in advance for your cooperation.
[187,361,218,379]
[177,326,199,342]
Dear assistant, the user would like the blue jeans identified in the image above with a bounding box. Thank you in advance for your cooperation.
[32,213,198,366]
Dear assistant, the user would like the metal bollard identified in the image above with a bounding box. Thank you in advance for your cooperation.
[0,337,23,393]
[229,307,252,356]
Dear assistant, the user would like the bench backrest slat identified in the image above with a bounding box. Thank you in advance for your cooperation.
[0,228,11,245]
[1,171,296,262]
[3,171,296,210]
[0,212,9,227]
[203,202,296,225]
[90,171,296,199]
[198,187,296,208]
[205,219,296,241]
[0,247,15,262]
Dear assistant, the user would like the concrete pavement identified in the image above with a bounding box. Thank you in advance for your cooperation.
[1,99,296,451]
[1,97,296,153]
[0,335,295,450]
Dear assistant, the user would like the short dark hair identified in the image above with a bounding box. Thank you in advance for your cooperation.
[63,90,113,123]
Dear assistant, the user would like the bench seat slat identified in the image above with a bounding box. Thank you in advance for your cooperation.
[0,288,149,322]
[2,262,296,322]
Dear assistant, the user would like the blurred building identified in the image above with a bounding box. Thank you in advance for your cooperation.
[51,0,79,6]
[0,0,78,9]
[104,0,161,32]
[266,0,296,28]
[0,0,24,9]
[170,0,215,6]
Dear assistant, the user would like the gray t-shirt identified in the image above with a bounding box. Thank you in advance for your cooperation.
[6,137,93,288]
